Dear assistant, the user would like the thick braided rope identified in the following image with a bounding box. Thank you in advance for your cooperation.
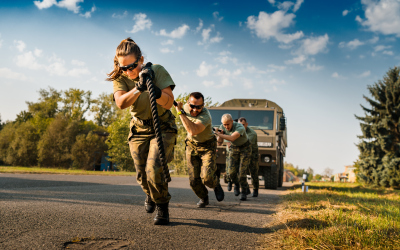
[146,77,171,183]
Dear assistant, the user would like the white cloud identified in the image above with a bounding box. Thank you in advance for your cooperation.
[210,32,223,43]
[0,68,28,81]
[268,64,286,71]
[243,78,253,89]
[34,48,43,57]
[285,55,306,65]
[67,67,89,77]
[198,25,223,45]
[233,69,242,76]
[299,34,329,55]
[268,78,286,85]
[339,39,365,50]
[215,51,238,64]
[382,50,394,55]
[161,40,174,45]
[267,0,275,4]
[16,51,43,70]
[195,19,203,33]
[202,80,214,87]
[34,0,96,17]
[112,11,128,19]
[33,0,57,9]
[71,59,85,66]
[14,40,26,52]
[278,1,294,12]
[0,34,3,48]
[293,0,304,12]
[306,63,323,71]
[160,48,174,53]
[158,24,190,39]
[343,9,349,16]
[358,70,371,78]
[246,11,304,44]
[57,0,83,13]
[358,0,400,36]
[213,11,223,21]
[355,15,363,23]
[80,5,96,18]
[128,13,152,33]
[196,61,213,77]
[374,45,391,51]
[369,36,379,43]
[332,72,340,78]
[178,47,184,51]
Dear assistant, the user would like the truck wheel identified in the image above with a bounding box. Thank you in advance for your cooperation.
[278,154,284,187]
[264,164,278,189]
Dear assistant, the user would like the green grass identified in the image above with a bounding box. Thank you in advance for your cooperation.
[0,166,187,178]
[263,182,400,249]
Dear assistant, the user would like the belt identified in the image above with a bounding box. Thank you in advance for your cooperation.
[186,137,217,148]
[231,140,251,149]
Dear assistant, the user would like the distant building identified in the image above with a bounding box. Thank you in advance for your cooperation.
[334,165,356,182]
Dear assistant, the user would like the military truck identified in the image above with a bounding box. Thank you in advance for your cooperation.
[208,99,287,189]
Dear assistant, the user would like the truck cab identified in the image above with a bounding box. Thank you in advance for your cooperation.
[208,99,287,189]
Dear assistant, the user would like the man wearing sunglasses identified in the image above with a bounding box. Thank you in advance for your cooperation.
[174,92,224,208]
[215,114,251,201]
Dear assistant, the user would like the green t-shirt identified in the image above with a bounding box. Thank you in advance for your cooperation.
[246,127,258,151]
[183,104,214,143]
[113,64,175,120]
[219,121,248,146]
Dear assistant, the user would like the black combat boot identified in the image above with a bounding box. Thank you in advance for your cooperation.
[227,181,232,191]
[240,190,247,201]
[214,184,224,202]
[154,203,169,225]
[145,195,155,213]
[246,187,251,195]
[252,189,258,197]
[234,184,240,196]
[197,196,209,208]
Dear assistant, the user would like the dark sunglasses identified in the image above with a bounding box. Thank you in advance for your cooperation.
[189,103,204,109]
[119,57,140,72]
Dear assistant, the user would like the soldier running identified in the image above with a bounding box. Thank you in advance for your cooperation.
[174,92,224,207]
[108,38,177,225]
[238,117,259,197]
[215,114,251,201]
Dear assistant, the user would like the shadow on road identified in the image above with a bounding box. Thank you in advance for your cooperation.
[170,218,268,233]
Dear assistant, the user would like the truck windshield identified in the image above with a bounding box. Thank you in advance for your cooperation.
[208,109,275,130]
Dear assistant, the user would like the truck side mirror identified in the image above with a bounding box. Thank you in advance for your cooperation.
[279,117,286,131]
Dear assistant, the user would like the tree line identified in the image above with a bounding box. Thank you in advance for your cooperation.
[0,88,215,173]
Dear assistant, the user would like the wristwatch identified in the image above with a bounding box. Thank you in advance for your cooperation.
[177,109,186,116]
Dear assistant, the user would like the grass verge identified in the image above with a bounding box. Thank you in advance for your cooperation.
[263,182,400,249]
[0,166,187,178]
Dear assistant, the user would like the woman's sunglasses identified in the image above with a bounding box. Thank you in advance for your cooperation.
[119,57,140,72]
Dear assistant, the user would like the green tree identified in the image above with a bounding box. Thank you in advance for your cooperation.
[61,88,92,121]
[0,122,17,165]
[27,87,61,119]
[314,174,322,181]
[71,132,108,170]
[356,66,400,188]
[6,121,40,166]
[106,109,134,171]
[91,93,118,127]
[38,114,80,168]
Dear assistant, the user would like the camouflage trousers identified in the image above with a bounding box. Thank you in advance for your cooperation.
[227,140,251,190]
[186,137,219,199]
[248,148,259,189]
[129,131,176,204]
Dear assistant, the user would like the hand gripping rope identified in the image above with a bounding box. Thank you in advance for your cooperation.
[145,63,171,183]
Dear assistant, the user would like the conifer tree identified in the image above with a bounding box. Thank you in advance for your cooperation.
[356,67,400,188]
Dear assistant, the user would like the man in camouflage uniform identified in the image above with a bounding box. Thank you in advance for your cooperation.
[215,114,251,201]
[239,117,259,197]
[174,92,224,208]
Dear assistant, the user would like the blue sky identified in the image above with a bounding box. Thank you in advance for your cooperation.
[1,0,400,175]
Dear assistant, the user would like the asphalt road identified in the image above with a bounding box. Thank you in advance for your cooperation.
[0,173,290,249]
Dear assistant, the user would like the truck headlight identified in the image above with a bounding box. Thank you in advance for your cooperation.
[264,156,270,163]
[258,142,272,147]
